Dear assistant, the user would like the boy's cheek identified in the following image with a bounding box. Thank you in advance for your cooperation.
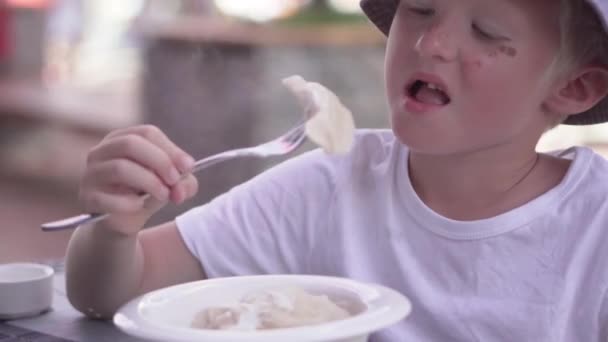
[498,45,518,58]
[461,51,496,72]
[461,60,518,93]
[461,47,518,74]
[463,58,484,71]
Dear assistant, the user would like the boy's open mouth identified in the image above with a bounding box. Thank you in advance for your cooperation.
[407,80,451,106]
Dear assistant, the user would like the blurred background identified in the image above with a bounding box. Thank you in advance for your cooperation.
[1,0,607,263]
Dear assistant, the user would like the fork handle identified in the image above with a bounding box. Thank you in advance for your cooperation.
[40,150,251,232]
[40,213,109,231]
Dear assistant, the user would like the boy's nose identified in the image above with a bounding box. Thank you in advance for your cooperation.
[414,22,458,62]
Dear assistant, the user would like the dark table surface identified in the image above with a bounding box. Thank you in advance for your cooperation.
[0,261,146,342]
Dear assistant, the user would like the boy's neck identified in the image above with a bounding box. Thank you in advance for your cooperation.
[407,146,570,221]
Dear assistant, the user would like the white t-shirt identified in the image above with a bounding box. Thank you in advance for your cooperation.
[176,129,608,342]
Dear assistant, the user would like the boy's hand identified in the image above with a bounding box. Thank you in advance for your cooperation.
[79,125,198,235]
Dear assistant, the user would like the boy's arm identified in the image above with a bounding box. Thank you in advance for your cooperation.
[64,125,201,319]
[65,220,205,319]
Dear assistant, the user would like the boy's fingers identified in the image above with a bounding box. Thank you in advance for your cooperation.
[170,175,199,204]
[103,125,156,140]
[103,125,195,173]
[130,125,195,173]
[86,159,170,202]
[183,174,199,199]
[87,135,182,186]
[80,190,146,215]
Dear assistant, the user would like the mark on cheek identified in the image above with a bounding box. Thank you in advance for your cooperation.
[467,59,483,69]
[498,45,517,57]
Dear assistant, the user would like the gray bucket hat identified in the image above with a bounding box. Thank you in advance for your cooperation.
[360,0,608,125]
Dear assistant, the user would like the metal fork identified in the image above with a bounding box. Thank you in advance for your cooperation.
[40,121,307,232]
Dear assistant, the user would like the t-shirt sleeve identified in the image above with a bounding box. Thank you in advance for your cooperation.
[175,149,339,278]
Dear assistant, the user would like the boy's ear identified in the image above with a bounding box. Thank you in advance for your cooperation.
[544,66,608,116]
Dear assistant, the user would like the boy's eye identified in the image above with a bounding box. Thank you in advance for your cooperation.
[408,7,435,16]
[472,23,498,41]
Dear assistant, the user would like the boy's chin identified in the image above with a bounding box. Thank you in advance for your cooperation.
[391,126,440,153]
[390,126,467,156]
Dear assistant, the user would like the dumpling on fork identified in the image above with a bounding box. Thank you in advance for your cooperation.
[282,75,356,155]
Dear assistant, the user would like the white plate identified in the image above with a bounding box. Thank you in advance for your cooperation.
[114,275,411,342]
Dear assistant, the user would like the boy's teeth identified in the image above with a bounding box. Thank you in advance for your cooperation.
[413,82,450,105]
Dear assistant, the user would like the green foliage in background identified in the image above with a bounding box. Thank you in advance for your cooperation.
[278,0,366,27]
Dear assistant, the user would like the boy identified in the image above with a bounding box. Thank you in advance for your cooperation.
[66,0,608,340]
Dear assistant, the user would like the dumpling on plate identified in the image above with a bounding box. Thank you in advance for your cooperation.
[191,287,351,331]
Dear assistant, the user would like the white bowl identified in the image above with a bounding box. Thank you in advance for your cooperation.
[0,263,54,320]
[114,275,411,342]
